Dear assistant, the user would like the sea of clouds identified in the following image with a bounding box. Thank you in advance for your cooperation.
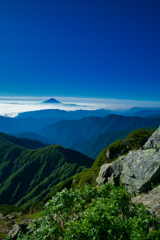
[0,96,160,118]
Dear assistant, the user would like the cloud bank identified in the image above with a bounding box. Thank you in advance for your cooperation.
[0,96,160,118]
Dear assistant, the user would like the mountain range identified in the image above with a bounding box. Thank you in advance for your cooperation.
[1,113,160,159]
[0,132,93,209]
[15,107,160,119]
[38,114,160,148]
[1,106,160,212]
[69,129,133,159]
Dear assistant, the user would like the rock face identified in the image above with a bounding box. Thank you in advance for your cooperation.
[96,162,115,185]
[121,149,160,194]
[8,223,28,240]
[96,156,126,185]
[132,185,160,218]
[143,126,160,150]
[96,126,160,195]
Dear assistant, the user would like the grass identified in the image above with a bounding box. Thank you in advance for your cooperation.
[14,211,44,225]
[0,232,7,240]
[0,220,6,225]
[24,211,44,219]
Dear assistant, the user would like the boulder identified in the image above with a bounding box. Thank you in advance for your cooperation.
[143,126,160,150]
[97,126,160,194]
[96,162,114,185]
[0,213,4,220]
[108,156,126,185]
[132,185,160,218]
[121,149,160,194]
[8,223,28,240]
[96,156,126,185]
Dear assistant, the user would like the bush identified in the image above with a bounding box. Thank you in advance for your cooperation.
[12,183,160,240]
[126,129,154,149]
[0,204,27,216]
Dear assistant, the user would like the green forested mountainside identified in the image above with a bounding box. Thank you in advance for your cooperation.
[0,139,93,209]
[70,130,132,159]
[0,131,47,149]
[38,114,160,147]
[12,132,55,145]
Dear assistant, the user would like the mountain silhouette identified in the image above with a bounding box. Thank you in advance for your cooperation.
[42,98,61,104]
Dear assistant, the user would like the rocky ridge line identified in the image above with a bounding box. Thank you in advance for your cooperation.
[96,125,160,218]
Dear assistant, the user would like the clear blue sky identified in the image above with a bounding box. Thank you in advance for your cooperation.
[0,0,160,101]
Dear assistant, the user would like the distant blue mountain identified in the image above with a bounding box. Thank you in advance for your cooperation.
[16,109,113,119]
[42,98,61,104]
[38,114,160,147]
[11,132,55,145]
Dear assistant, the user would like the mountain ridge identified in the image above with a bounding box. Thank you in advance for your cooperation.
[0,135,93,208]
[38,114,160,147]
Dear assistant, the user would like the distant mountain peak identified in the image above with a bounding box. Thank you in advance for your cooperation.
[42,98,61,104]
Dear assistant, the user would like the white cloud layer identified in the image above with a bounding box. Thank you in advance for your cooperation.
[0,96,160,118]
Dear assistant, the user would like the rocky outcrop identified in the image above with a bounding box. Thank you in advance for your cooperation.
[8,223,28,240]
[0,212,32,239]
[96,156,126,185]
[96,126,160,195]
[96,162,114,185]
[121,148,160,194]
[143,126,160,150]
[132,185,160,218]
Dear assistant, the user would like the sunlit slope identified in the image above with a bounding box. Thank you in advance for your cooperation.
[0,139,93,208]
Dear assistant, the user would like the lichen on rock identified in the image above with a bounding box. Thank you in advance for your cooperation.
[96,126,160,195]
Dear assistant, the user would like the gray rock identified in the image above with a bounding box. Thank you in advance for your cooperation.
[144,126,160,150]
[96,156,126,185]
[0,213,4,220]
[107,156,126,185]
[106,149,110,158]
[97,127,160,194]
[121,149,160,194]
[8,223,28,240]
[8,224,21,240]
[96,162,114,185]
[132,185,160,218]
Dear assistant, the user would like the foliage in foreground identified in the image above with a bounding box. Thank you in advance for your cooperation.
[0,204,27,216]
[9,183,160,240]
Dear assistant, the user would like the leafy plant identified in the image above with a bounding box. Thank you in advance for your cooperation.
[125,129,154,149]
[12,183,160,240]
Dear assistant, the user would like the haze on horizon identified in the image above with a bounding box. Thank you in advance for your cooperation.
[1,96,160,118]
[0,0,160,103]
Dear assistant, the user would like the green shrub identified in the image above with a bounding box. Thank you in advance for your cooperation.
[126,129,154,149]
[13,183,160,240]
[0,204,27,216]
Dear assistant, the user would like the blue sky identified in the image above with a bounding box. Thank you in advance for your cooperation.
[0,0,160,102]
